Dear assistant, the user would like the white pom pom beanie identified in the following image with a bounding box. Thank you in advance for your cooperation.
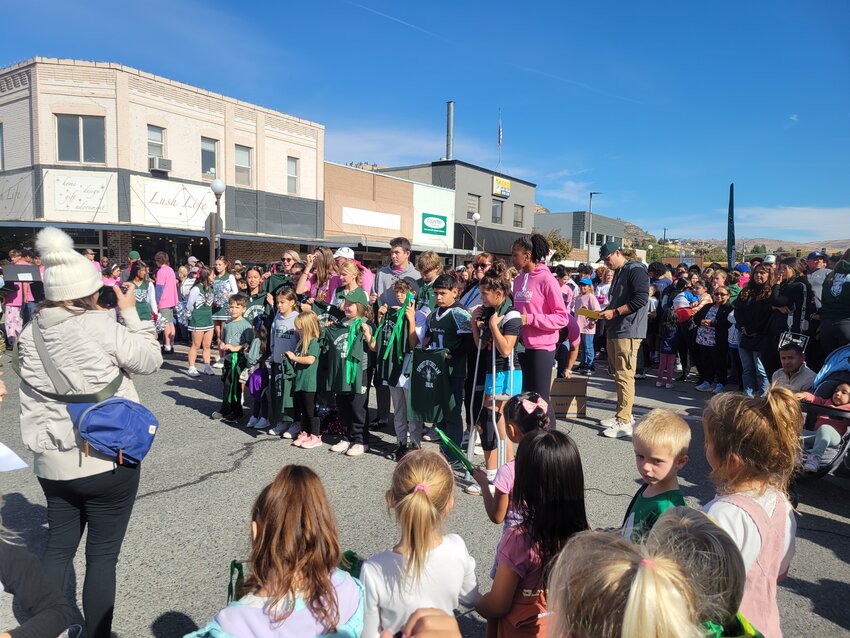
[36,227,103,301]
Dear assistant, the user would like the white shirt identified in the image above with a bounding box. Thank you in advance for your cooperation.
[360,534,480,638]
[703,488,796,576]
[808,267,831,308]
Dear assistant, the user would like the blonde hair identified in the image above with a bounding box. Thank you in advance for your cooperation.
[387,450,455,583]
[633,409,691,459]
[283,249,301,263]
[416,251,442,275]
[702,386,801,494]
[177,265,188,279]
[646,507,745,627]
[295,312,320,353]
[547,531,703,638]
[338,259,363,285]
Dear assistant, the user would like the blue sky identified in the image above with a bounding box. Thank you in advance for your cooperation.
[3,0,849,242]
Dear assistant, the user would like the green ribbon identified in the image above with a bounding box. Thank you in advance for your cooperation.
[227,560,244,604]
[344,318,364,385]
[227,351,240,402]
[382,291,414,364]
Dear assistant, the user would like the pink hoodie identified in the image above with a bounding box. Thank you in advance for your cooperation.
[512,264,569,351]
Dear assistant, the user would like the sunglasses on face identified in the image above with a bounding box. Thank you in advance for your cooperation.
[474,263,491,270]
[714,293,728,297]
[282,257,294,262]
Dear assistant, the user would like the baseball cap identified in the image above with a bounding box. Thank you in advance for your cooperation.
[234,259,242,265]
[806,251,827,261]
[343,287,369,306]
[83,248,95,255]
[597,241,622,262]
[128,250,141,260]
[334,247,356,260]
[733,263,751,273]
[763,254,777,265]
[187,256,198,264]
[579,277,593,286]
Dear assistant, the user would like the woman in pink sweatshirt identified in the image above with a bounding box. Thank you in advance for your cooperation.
[511,234,570,425]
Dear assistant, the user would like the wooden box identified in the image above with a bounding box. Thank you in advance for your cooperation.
[550,377,588,418]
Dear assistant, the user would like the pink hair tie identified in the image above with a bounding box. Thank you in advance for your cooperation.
[640,559,657,570]
[413,483,429,495]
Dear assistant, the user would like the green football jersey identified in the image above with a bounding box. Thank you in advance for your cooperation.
[416,279,437,314]
[407,348,454,424]
[425,305,472,377]
[374,307,411,387]
[322,320,369,394]
[244,292,267,326]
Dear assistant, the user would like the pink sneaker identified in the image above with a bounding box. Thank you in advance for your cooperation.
[291,431,309,447]
[300,434,323,449]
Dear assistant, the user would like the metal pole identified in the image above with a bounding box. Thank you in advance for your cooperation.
[210,194,220,265]
[473,220,479,255]
[446,101,455,161]
[587,192,594,262]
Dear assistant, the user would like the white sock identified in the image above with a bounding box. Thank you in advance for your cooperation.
[485,469,497,482]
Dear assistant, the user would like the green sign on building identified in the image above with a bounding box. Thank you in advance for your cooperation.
[422,213,447,236]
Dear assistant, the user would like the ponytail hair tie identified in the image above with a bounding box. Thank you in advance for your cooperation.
[413,483,429,496]
[640,559,657,570]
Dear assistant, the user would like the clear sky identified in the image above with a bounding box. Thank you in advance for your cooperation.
[3,0,849,242]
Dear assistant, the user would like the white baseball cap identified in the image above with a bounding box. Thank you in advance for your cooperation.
[187,256,198,264]
[333,247,355,260]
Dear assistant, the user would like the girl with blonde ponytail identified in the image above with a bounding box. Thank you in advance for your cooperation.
[360,450,480,638]
[701,386,800,637]
[547,530,704,638]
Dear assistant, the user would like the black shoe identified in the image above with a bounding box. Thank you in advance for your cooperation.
[393,444,409,462]
[675,373,688,382]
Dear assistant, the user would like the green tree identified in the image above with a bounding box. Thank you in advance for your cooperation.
[751,243,767,255]
[536,228,573,261]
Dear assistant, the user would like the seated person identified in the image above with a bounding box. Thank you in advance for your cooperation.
[796,382,850,471]
[771,343,816,392]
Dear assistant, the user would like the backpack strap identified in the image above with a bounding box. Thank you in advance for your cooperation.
[11,321,124,404]
[621,483,650,527]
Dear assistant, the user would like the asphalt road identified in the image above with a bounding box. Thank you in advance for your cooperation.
[1,351,848,637]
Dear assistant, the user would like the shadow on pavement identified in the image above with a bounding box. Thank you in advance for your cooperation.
[151,610,199,637]
[782,576,850,631]
[1,491,48,554]
[162,390,220,414]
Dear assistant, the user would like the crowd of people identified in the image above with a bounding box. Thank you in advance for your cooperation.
[1,226,849,637]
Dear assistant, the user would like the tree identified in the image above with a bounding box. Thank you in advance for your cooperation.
[751,243,767,255]
[537,228,573,262]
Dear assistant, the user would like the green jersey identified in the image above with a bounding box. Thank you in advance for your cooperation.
[425,304,472,378]
[704,613,763,638]
[244,291,266,326]
[322,320,369,394]
[294,339,321,393]
[374,306,412,387]
[407,348,454,424]
[223,318,254,348]
[271,358,296,423]
[134,280,153,321]
[416,279,437,314]
[622,485,686,541]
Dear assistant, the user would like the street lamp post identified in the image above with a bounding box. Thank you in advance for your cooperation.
[587,191,602,262]
[647,244,653,263]
[472,211,481,255]
[209,179,226,266]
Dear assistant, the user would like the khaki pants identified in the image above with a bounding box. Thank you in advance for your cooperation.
[607,338,642,422]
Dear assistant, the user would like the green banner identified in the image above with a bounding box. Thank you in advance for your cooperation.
[422,213,447,236]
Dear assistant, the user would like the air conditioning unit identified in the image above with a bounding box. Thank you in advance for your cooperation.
[148,156,172,172]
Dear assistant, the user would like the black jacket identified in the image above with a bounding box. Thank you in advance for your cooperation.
[734,290,773,351]
[606,260,650,339]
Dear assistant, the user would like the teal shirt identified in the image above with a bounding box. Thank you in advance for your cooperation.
[223,318,254,348]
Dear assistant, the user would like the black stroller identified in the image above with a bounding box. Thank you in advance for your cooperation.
[796,344,850,481]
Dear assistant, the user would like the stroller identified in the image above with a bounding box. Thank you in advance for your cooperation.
[796,344,850,481]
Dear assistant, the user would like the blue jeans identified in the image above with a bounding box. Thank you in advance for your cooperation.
[581,334,595,367]
[738,346,768,397]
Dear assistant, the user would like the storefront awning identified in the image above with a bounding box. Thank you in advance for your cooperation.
[455,223,520,256]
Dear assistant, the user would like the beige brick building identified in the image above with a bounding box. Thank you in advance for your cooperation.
[0,57,325,264]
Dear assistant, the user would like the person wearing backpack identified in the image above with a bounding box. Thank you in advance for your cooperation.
[15,227,162,638]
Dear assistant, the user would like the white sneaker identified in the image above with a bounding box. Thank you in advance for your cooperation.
[202,364,215,375]
[599,415,621,428]
[602,419,635,439]
[665,383,674,389]
[330,440,351,453]
[345,443,367,457]
[282,423,301,439]
[212,360,224,369]
[422,428,438,442]
[186,366,200,377]
[464,483,482,495]
[269,422,287,436]
[211,411,225,420]
[247,416,258,428]
[255,417,269,429]
[655,381,663,388]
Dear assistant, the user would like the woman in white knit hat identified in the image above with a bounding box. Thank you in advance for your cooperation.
[15,227,162,638]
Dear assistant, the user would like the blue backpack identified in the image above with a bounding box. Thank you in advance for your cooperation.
[15,322,159,466]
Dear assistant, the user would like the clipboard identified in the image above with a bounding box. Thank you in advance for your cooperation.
[577,307,601,320]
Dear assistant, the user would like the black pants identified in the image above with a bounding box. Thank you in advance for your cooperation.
[821,318,850,360]
[677,323,691,371]
[38,465,140,638]
[219,354,244,418]
[519,348,556,426]
[337,392,369,444]
[731,347,744,390]
[295,391,319,435]
[696,344,729,385]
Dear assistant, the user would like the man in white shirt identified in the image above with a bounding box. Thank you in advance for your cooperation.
[806,251,831,309]
[771,342,816,392]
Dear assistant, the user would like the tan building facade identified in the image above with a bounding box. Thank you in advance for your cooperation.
[0,57,324,264]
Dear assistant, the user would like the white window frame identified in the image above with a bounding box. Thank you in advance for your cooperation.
[491,199,503,224]
[235,144,252,187]
[513,204,524,228]
[56,114,106,164]
[201,137,217,179]
[287,156,299,195]
[466,193,480,220]
[147,125,165,159]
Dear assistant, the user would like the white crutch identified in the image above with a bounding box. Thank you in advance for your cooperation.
[464,337,484,482]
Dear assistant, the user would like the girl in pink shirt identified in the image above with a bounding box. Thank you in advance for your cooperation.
[154,251,178,352]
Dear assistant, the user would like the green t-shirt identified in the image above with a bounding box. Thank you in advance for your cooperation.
[134,281,153,321]
[622,486,686,541]
[223,318,254,347]
[704,613,763,638]
[416,279,437,314]
[244,291,267,325]
[407,348,455,424]
[294,339,321,393]
[425,305,472,378]
[322,320,370,394]
[374,306,413,387]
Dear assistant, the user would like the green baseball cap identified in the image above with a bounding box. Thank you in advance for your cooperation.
[597,241,622,262]
[128,250,141,260]
[343,287,369,306]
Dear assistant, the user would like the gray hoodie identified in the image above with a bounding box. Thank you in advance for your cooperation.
[372,263,421,307]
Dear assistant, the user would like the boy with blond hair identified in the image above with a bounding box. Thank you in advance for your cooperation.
[622,408,690,541]
[415,250,443,315]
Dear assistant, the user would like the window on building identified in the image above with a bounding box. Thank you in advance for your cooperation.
[596,233,604,246]
[201,137,217,178]
[57,115,105,163]
[492,199,503,224]
[513,204,524,228]
[287,156,299,194]
[0,124,4,170]
[235,145,252,187]
[147,125,164,158]
[466,193,480,220]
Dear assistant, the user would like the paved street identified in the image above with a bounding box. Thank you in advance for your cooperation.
[1,350,849,637]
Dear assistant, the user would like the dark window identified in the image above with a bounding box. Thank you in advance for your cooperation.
[491,199,503,224]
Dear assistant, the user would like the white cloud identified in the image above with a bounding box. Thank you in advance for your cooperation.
[789,114,799,122]
[550,168,592,178]
[539,179,594,206]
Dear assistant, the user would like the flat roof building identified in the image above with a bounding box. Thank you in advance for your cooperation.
[534,210,625,262]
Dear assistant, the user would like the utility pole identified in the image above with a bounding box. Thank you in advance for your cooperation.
[587,191,602,261]
[663,227,668,243]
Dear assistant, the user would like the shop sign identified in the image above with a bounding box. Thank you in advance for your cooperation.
[143,180,215,229]
[492,176,511,198]
[421,213,447,236]
[53,173,111,213]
